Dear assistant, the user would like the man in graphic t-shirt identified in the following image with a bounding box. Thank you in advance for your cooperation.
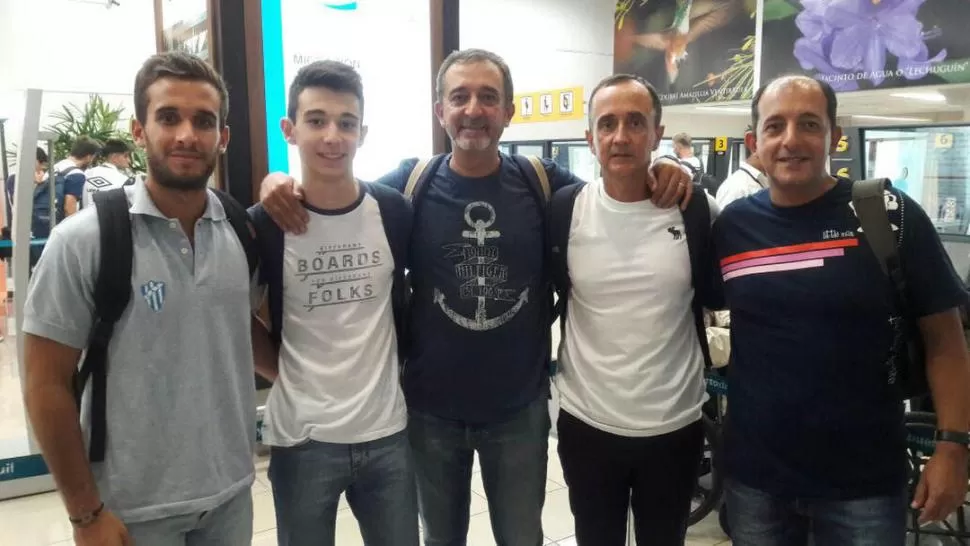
[715,75,970,545]
[248,60,417,546]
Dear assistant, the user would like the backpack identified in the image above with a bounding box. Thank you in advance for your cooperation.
[403,153,551,204]
[851,178,928,401]
[548,182,718,370]
[75,187,259,463]
[681,160,722,197]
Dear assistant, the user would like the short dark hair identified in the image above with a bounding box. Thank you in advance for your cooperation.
[287,60,364,122]
[134,52,229,128]
[101,139,131,157]
[587,74,663,128]
[751,75,837,130]
[436,49,514,106]
[70,137,101,158]
[35,147,48,164]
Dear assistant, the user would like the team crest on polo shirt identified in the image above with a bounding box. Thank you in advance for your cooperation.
[140,281,166,313]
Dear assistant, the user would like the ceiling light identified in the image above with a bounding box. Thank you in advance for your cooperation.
[852,114,932,123]
[889,91,946,102]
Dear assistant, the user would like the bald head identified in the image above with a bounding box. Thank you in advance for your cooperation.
[751,75,837,133]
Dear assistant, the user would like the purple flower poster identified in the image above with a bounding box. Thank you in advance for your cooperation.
[614,0,759,105]
[759,0,970,91]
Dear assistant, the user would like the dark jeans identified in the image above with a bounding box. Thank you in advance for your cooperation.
[556,411,704,546]
[268,430,418,546]
[408,395,551,546]
[725,478,907,546]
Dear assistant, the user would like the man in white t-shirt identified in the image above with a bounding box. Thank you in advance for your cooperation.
[715,132,766,209]
[673,132,703,174]
[247,60,417,546]
[83,139,133,208]
[549,74,720,546]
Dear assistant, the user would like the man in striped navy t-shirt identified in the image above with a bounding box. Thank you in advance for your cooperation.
[714,75,970,546]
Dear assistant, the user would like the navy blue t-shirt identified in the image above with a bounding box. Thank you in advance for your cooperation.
[378,153,581,423]
[714,178,967,499]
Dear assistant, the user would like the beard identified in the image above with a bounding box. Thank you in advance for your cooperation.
[448,119,495,152]
[146,146,217,191]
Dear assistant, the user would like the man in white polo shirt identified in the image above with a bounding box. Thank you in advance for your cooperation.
[549,73,720,546]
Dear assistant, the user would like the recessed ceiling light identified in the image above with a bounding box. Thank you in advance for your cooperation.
[852,114,932,123]
[889,91,946,102]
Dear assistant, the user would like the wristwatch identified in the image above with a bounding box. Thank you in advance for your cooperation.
[934,430,970,448]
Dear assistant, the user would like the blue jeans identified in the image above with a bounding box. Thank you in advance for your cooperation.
[726,479,907,546]
[408,396,551,546]
[125,488,253,546]
[268,430,418,546]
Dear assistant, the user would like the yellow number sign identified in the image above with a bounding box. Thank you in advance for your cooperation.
[836,136,849,153]
[714,137,728,153]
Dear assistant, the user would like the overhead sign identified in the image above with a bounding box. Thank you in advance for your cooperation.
[512,86,584,124]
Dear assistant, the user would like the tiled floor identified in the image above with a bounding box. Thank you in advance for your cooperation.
[1,307,730,545]
[0,441,731,545]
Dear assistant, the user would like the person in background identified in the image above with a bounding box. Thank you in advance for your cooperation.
[550,73,720,546]
[715,74,970,546]
[5,146,49,228]
[54,137,100,217]
[673,132,702,174]
[249,60,418,546]
[83,139,133,208]
[715,126,767,209]
[256,48,693,546]
[22,51,272,546]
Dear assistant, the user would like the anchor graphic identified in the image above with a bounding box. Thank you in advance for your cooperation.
[435,201,529,331]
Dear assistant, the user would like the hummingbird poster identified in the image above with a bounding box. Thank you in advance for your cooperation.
[614,0,758,105]
[758,0,970,91]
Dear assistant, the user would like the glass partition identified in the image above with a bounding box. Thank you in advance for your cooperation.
[551,140,599,182]
[863,125,970,236]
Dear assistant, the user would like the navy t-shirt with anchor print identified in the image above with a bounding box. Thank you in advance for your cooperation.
[379,153,581,423]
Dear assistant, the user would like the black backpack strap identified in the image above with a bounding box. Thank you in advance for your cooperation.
[852,179,899,278]
[548,182,587,366]
[364,182,413,360]
[212,189,258,279]
[681,186,715,369]
[248,205,284,346]
[79,188,134,462]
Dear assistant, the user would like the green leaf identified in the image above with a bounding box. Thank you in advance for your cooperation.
[762,0,799,21]
[936,58,970,84]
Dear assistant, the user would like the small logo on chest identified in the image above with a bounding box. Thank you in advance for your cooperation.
[140,281,166,313]
[667,226,683,240]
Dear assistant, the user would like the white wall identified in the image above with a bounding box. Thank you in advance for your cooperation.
[0,0,156,149]
[461,0,615,143]
[663,111,751,139]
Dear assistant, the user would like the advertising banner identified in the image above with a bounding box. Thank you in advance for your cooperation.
[261,0,433,181]
[759,0,970,91]
[614,0,758,105]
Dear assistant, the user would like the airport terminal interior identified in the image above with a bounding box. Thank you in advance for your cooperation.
[3,0,970,544]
